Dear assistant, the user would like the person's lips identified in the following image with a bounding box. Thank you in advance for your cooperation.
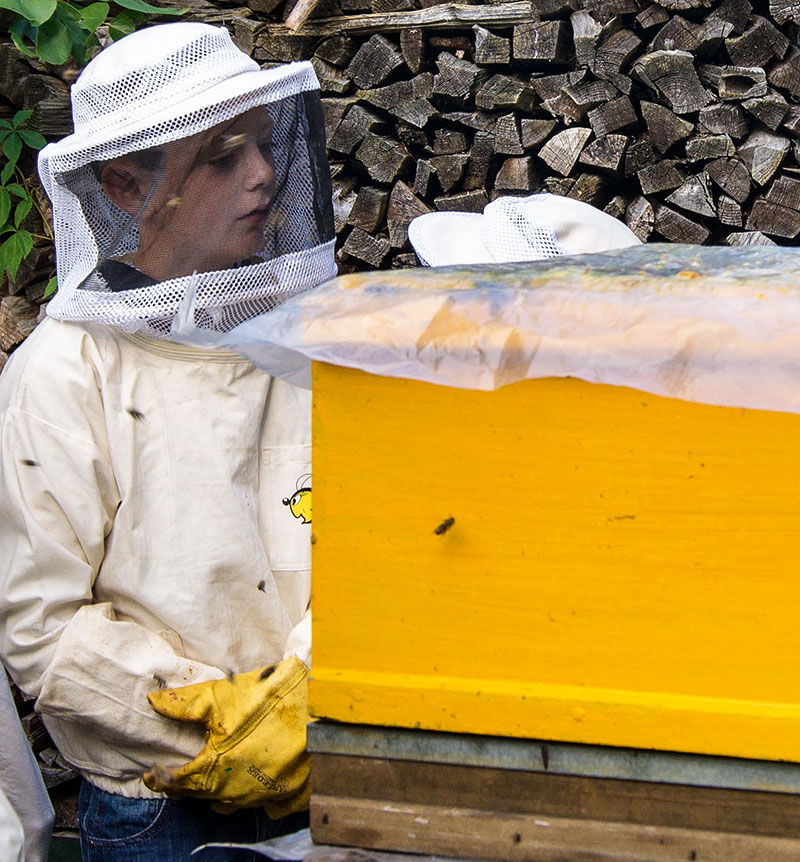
[240,206,269,225]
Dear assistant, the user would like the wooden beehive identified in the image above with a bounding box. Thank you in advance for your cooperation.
[309,363,800,763]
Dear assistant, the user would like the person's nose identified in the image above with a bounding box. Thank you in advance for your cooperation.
[244,142,274,190]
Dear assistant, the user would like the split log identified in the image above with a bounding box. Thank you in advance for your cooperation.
[561,80,619,121]
[434,189,489,212]
[685,134,736,159]
[635,5,670,35]
[604,194,629,219]
[705,156,752,201]
[738,129,791,185]
[539,127,593,175]
[770,0,800,25]
[637,159,686,193]
[462,130,495,190]
[494,114,524,154]
[22,75,71,136]
[400,29,425,74]
[587,95,638,137]
[725,15,789,65]
[641,101,694,153]
[745,197,800,236]
[742,91,788,130]
[328,104,386,154]
[315,35,358,66]
[592,30,642,79]
[494,156,538,189]
[578,134,629,171]
[565,172,609,204]
[521,118,558,150]
[710,0,754,32]
[717,194,743,225]
[767,47,800,100]
[625,139,658,174]
[571,10,603,68]
[346,34,405,89]
[725,230,777,244]
[473,25,510,65]
[625,194,655,240]
[387,180,432,246]
[347,186,390,232]
[414,159,439,197]
[475,74,537,111]
[693,18,734,57]
[649,16,699,53]
[718,65,768,100]
[654,203,711,243]
[665,172,716,217]
[341,227,391,266]
[357,77,436,127]
[433,128,469,154]
[0,297,39,352]
[355,133,414,183]
[513,21,572,65]
[698,102,749,137]
[429,153,469,191]
[632,50,710,114]
[440,110,497,132]
[433,52,487,101]
[311,57,353,94]
[530,71,585,100]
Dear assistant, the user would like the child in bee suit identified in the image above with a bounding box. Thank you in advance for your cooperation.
[0,22,336,861]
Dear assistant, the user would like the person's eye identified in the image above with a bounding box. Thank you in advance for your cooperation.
[208,152,236,170]
[258,139,273,159]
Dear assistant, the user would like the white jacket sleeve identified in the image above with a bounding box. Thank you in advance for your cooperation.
[0,404,223,776]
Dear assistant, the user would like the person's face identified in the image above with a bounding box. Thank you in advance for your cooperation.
[103,108,276,281]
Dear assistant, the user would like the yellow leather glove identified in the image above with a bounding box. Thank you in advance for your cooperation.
[143,656,310,817]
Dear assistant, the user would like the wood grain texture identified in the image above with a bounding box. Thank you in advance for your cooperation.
[311,795,800,861]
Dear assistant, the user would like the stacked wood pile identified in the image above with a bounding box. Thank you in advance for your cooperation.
[244,0,800,270]
[5,0,800,290]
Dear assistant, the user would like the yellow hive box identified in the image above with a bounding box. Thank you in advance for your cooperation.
[309,361,800,763]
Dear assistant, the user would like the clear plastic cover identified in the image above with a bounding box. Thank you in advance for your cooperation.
[176,244,800,417]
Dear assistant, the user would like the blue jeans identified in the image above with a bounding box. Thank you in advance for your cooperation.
[78,780,309,861]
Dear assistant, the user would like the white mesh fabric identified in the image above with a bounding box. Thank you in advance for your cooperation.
[481,195,567,263]
[39,24,335,340]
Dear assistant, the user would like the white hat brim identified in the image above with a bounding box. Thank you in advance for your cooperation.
[408,211,494,267]
[42,61,319,172]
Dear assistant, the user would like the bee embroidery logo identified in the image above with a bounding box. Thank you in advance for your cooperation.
[282,473,312,524]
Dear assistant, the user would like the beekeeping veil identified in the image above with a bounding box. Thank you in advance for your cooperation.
[38,22,335,339]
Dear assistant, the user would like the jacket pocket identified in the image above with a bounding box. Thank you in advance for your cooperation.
[260,443,312,574]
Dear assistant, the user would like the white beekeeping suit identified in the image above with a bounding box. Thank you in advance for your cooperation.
[0,22,334,806]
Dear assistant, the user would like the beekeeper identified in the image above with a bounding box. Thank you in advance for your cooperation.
[408,192,641,266]
[0,22,335,860]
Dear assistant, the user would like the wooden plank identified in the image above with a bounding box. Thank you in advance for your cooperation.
[311,795,800,861]
[309,367,800,760]
[311,753,800,838]
[264,2,534,36]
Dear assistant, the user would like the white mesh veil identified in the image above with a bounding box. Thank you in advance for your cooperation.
[39,23,336,339]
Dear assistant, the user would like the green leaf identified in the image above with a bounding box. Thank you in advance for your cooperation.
[107,8,137,38]
[0,0,57,25]
[2,134,22,171]
[5,183,27,198]
[17,129,47,150]
[0,230,33,280]
[78,0,107,30]
[0,190,11,228]
[12,109,33,128]
[36,16,74,64]
[55,6,90,61]
[43,275,58,298]
[0,163,14,185]
[9,18,38,58]
[111,0,183,15]
[14,197,32,228]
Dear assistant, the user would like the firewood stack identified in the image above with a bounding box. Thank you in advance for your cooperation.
[247,0,800,271]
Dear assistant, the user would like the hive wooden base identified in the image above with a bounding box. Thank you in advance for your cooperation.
[310,752,800,861]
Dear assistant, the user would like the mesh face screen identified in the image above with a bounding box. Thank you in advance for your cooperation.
[43,78,335,339]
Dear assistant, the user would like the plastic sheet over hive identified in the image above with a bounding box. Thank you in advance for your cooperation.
[177,244,800,415]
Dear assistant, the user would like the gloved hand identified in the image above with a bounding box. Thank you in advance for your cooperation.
[143,656,310,817]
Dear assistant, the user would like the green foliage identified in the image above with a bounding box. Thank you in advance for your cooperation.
[0,110,46,282]
[3,0,184,65]
[0,0,185,291]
